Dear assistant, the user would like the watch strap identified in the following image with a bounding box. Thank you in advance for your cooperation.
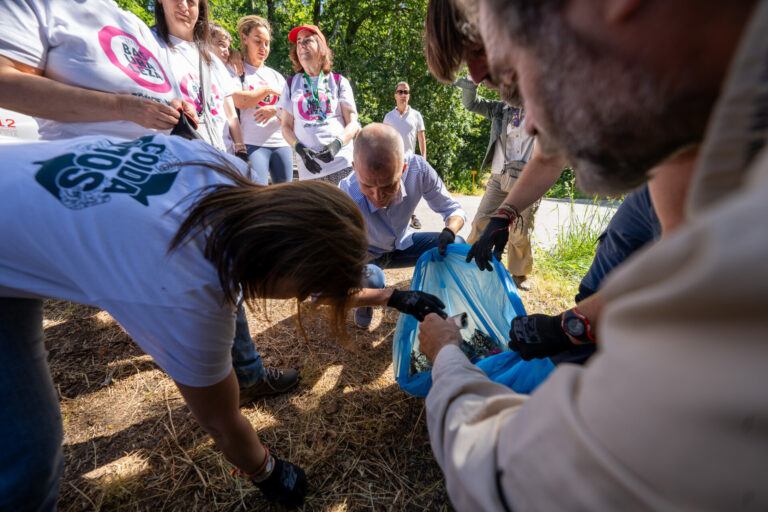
[561,308,596,343]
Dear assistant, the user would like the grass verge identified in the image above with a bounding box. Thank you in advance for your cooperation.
[533,199,616,293]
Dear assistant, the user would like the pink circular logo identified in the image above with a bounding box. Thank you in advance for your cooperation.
[250,82,278,107]
[180,73,203,113]
[98,26,171,93]
[298,92,331,121]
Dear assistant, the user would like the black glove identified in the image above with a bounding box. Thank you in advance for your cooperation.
[466,212,514,271]
[170,108,203,141]
[315,138,342,163]
[252,454,308,508]
[387,290,447,321]
[509,313,576,360]
[295,142,323,174]
[236,149,249,163]
[437,227,456,255]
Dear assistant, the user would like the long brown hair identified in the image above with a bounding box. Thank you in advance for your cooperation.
[154,0,213,64]
[289,33,334,74]
[170,162,368,337]
[424,0,481,83]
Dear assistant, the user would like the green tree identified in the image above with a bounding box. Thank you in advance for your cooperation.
[113,0,489,190]
[115,0,154,25]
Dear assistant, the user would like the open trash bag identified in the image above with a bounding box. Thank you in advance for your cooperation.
[393,244,555,397]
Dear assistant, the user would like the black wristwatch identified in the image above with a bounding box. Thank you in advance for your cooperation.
[561,308,596,344]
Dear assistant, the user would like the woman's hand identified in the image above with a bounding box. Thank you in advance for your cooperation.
[118,93,180,129]
[264,87,282,98]
[253,105,278,124]
[171,98,199,125]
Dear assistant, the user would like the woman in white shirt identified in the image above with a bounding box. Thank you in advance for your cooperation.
[277,25,360,184]
[0,133,372,509]
[153,0,246,157]
[231,16,292,185]
[0,0,192,140]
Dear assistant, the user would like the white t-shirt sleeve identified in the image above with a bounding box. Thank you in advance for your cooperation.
[102,300,236,387]
[276,77,293,114]
[0,1,48,68]
[275,71,287,102]
[417,111,426,131]
[337,75,357,112]
[212,57,237,97]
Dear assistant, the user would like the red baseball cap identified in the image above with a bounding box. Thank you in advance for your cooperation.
[288,25,327,46]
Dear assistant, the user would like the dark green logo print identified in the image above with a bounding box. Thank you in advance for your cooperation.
[35,137,180,209]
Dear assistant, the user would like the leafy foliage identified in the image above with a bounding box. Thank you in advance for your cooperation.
[544,167,584,200]
[535,200,615,282]
[115,0,155,25]
[118,0,489,189]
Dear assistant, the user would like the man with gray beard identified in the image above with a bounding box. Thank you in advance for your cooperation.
[425,0,695,364]
[419,0,768,510]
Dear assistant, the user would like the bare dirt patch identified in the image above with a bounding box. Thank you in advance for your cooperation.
[49,267,567,511]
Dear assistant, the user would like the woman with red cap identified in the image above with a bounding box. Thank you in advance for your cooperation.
[277,25,360,184]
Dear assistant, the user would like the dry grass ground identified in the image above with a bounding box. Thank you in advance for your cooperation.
[48,266,572,511]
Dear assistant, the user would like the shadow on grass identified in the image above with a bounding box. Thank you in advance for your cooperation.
[53,276,451,511]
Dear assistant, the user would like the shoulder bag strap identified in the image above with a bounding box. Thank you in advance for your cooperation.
[198,53,226,151]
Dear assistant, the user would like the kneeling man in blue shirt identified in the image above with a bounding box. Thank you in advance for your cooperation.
[340,123,466,328]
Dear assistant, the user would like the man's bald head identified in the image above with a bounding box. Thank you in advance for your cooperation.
[353,124,407,208]
[354,123,405,175]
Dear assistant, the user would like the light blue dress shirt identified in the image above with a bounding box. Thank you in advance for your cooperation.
[339,154,466,257]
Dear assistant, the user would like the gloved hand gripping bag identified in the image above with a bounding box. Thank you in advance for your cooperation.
[393,244,555,397]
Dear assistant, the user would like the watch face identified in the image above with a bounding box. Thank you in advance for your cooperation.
[564,316,586,337]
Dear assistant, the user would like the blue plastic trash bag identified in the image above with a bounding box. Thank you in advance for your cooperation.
[393,244,555,397]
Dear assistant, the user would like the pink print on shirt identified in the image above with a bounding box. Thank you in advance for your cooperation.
[180,73,203,113]
[297,92,332,121]
[209,83,222,116]
[250,82,278,107]
[98,26,171,93]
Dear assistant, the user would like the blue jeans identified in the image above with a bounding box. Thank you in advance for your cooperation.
[363,232,466,289]
[246,145,293,186]
[0,298,64,512]
[231,303,266,387]
[576,185,661,302]
[551,186,661,365]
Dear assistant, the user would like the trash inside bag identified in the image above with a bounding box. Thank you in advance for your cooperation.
[393,244,555,397]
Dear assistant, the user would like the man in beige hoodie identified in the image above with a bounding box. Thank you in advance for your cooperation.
[419,0,768,510]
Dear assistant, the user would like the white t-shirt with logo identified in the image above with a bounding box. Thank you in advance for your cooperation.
[241,63,288,148]
[0,107,39,143]
[383,106,425,156]
[157,35,237,152]
[277,73,356,180]
[0,134,255,387]
[491,111,536,174]
[0,0,179,141]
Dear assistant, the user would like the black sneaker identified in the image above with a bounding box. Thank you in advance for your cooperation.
[239,367,299,406]
[410,215,422,229]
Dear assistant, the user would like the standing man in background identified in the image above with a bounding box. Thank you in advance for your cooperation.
[455,76,547,290]
[384,81,427,229]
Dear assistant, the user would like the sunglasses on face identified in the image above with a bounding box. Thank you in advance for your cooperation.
[396,90,409,95]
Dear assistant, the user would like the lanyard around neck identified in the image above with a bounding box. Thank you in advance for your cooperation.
[303,71,330,119]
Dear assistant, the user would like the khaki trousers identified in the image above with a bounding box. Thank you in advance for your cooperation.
[467,171,539,276]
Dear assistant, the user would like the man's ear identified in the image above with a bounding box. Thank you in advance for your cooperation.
[604,0,644,24]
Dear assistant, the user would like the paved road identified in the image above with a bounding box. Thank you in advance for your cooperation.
[413,196,618,250]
